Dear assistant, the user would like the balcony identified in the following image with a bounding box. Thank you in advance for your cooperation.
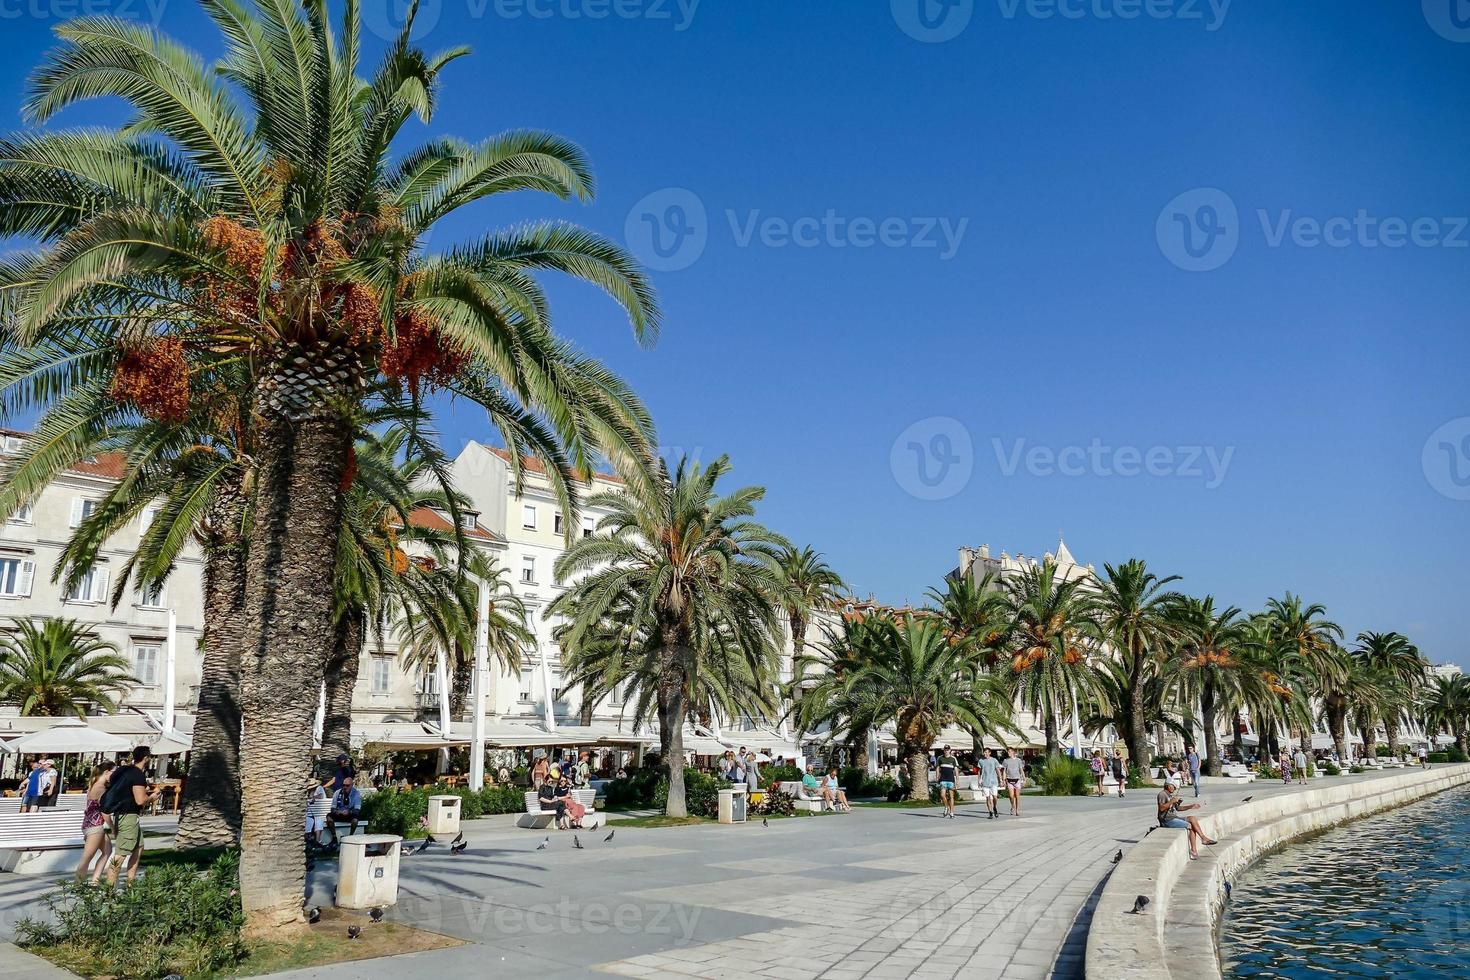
[415,691,441,713]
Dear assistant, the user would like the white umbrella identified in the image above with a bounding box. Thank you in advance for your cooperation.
[0,717,131,754]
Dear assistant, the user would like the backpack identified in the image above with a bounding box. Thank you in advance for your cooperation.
[99,769,134,815]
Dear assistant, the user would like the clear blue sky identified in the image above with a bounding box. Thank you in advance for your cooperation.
[3,1,1467,667]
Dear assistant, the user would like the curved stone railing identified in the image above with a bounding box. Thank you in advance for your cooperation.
[1084,764,1470,980]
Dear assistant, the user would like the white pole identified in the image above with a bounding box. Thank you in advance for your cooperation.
[867,728,879,777]
[469,582,490,791]
[162,608,178,732]
[538,652,557,732]
[314,680,325,748]
[1069,679,1082,757]
[435,648,452,736]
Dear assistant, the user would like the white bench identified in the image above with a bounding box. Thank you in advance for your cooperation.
[1221,764,1256,783]
[517,789,602,830]
[0,810,88,875]
[0,794,88,814]
[776,780,826,812]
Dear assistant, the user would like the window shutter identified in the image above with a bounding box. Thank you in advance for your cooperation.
[17,560,34,597]
[92,569,109,603]
[69,498,84,527]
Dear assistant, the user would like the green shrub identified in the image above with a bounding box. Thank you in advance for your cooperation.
[17,849,246,978]
[759,764,801,787]
[651,767,721,818]
[1374,744,1392,758]
[754,787,797,816]
[362,785,431,838]
[478,783,529,814]
[1256,763,1282,780]
[1447,747,1468,763]
[604,767,663,808]
[1125,763,1151,789]
[1324,762,1342,775]
[1349,764,1365,774]
[1039,755,1092,796]
[838,766,896,798]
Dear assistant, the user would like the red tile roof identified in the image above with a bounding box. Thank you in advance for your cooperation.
[484,445,624,485]
[403,506,500,542]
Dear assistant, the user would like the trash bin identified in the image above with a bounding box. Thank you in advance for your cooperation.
[336,834,402,909]
[718,785,748,824]
[426,795,462,836]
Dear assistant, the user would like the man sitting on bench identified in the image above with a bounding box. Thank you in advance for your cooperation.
[328,776,363,843]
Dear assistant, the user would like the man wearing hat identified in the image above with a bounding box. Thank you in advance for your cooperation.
[1155,776,1217,860]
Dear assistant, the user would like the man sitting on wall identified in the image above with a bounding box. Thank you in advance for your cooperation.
[1156,778,1217,860]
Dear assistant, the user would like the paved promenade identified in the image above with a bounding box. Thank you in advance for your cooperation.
[0,771,1429,979]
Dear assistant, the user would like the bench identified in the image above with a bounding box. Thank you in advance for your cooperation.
[517,789,603,830]
[0,794,88,814]
[1221,764,1255,783]
[0,809,88,875]
[776,780,849,812]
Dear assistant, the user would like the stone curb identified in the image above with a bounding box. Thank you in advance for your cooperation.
[1083,764,1470,980]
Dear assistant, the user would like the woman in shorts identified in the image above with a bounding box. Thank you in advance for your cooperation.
[75,762,115,884]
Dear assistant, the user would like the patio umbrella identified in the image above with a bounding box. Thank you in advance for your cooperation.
[0,717,131,755]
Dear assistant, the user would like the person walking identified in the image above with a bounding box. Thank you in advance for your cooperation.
[75,762,115,884]
[744,751,761,798]
[978,747,1002,819]
[1002,748,1025,817]
[102,746,162,887]
[1186,744,1202,799]
[1419,743,1430,769]
[1293,746,1309,785]
[936,746,959,819]
[20,760,46,812]
[1090,750,1106,797]
[1111,748,1127,799]
[1279,749,1292,785]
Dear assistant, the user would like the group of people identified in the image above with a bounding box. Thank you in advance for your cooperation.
[1088,748,1134,798]
[935,746,1027,820]
[75,745,162,886]
[19,758,61,811]
[305,753,364,846]
[530,751,594,790]
[535,765,591,829]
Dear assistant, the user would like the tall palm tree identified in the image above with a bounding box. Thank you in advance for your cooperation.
[1353,631,1428,757]
[1264,594,1344,755]
[789,612,892,771]
[1093,559,1183,767]
[1314,643,1357,764]
[1422,675,1470,756]
[842,617,1016,800]
[551,456,784,817]
[1167,597,1257,776]
[926,571,1010,666]
[772,545,846,727]
[0,618,132,716]
[1002,560,1100,756]
[1,1,658,932]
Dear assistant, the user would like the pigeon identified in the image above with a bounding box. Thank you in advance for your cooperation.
[762,817,769,828]
[347,925,363,940]
[369,907,385,924]
[412,835,436,855]
[573,835,584,850]
[1241,796,1253,803]
[536,836,550,850]
[1112,849,1123,864]
[450,839,467,854]
[603,829,615,843]
[449,831,464,848]
[306,906,321,924]
[1129,895,1150,915]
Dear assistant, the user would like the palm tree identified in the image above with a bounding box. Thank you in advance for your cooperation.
[1353,631,1428,757]
[1093,559,1183,767]
[551,456,784,817]
[1167,597,1256,776]
[1422,675,1470,756]
[789,612,892,771]
[772,546,846,727]
[1264,594,1344,754]
[0,618,132,716]
[2,1,658,932]
[926,571,1011,665]
[842,616,1015,800]
[1001,560,1100,756]
[1314,643,1357,763]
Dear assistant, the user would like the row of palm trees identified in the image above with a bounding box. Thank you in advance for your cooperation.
[0,0,659,937]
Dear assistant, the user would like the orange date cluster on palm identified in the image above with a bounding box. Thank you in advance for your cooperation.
[379,307,467,395]
[1183,649,1233,669]
[1011,646,1049,672]
[109,336,190,422]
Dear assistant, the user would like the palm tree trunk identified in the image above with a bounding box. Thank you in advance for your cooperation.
[659,641,690,817]
[579,694,596,727]
[1043,707,1059,757]
[1385,716,1401,758]
[1201,680,1220,777]
[238,409,352,938]
[1327,701,1347,763]
[175,497,247,849]
[848,724,871,772]
[1125,647,1149,769]
[321,611,363,759]
[904,746,929,801]
[1231,707,1244,761]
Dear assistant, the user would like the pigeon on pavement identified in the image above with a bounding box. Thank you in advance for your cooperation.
[412,835,435,855]
[536,836,550,850]
[762,817,769,828]
[573,835,584,850]
[450,831,464,848]
[1241,796,1253,803]
[603,829,615,843]
[1112,849,1123,864]
[450,839,467,853]
[1129,896,1150,915]
[369,907,384,923]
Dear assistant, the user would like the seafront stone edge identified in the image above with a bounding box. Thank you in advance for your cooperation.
[1083,764,1470,980]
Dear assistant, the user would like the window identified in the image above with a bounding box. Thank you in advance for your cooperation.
[582,516,595,539]
[521,556,535,584]
[139,505,159,532]
[417,667,439,695]
[2,435,22,454]
[69,497,97,528]
[136,580,166,609]
[519,669,534,702]
[0,557,35,598]
[553,512,564,535]
[458,511,478,530]
[609,682,625,708]
[7,502,32,525]
[370,656,392,694]
[133,644,160,686]
[522,504,537,530]
[65,567,109,603]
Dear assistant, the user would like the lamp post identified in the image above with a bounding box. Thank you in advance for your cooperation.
[469,581,490,791]
[162,608,178,732]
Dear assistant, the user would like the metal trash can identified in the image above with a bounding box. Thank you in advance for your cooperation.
[718,785,748,824]
[336,834,402,909]
[426,795,462,836]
